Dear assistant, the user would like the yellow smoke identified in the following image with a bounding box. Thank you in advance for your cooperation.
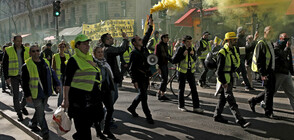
[150,0,190,15]
[203,0,293,34]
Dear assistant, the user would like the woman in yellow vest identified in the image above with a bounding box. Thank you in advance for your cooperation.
[214,32,250,128]
[52,42,70,107]
[61,34,103,140]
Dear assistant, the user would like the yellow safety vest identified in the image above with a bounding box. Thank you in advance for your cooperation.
[217,43,240,84]
[26,58,53,99]
[71,53,101,91]
[53,53,70,80]
[122,46,133,63]
[177,47,196,74]
[168,45,173,56]
[251,40,271,72]
[198,40,212,60]
[148,37,159,54]
[6,46,30,76]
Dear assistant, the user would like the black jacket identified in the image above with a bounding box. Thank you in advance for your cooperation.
[104,39,129,83]
[3,45,26,80]
[236,34,246,55]
[129,25,153,83]
[245,40,257,66]
[255,38,274,76]
[172,45,197,65]
[155,41,171,66]
[274,41,294,75]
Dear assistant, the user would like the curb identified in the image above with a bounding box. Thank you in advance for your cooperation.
[0,110,43,140]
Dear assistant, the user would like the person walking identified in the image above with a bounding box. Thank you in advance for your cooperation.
[119,42,133,87]
[172,35,204,113]
[213,32,251,128]
[197,31,212,88]
[3,35,30,121]
[52,42,70,107]
[248,33,294,113]
[147,31,160,76]
[41,43,54,66]
[248,26,276,118]
[62,34,103,140]
[127,16,154,124]
[22,45,60,139]
[154,34,171,101]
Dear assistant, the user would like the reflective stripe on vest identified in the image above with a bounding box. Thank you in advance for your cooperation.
[53,53,70,80]
[177,47,196,74]
[6,46,30,76]
[198,40,212,59]
[26,58,52,99]
[71,55,101,91]
[251,40,271,72]
[148,37,159,54]
[122,46,132,63]
[217,44,240,84]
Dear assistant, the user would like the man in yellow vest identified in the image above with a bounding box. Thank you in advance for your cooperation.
[62,34,104,139]
[52,42,70,107]
[196,31,212,88]
[147,31,160,75]
[214,32,251,128]
[172,35,204,113]
[3,35,30,121]
[248,26,276,118]
[119,42,133,87]
[22,45,60,139]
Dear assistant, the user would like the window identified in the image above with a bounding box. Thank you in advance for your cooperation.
[98,2,108,21]
[69,7,76,26]
[44,13,49,28]
[81,4,88,23]
[121,1,126,17]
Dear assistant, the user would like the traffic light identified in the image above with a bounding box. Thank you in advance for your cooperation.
[53,1,61,17]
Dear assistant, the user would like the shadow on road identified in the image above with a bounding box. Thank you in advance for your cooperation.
[0,134,16,140]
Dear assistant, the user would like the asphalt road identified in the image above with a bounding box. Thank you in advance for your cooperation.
[1,79,294,140]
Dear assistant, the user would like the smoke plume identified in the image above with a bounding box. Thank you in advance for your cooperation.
[150,0,190,16]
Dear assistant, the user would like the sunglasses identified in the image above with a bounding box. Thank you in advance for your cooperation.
[31,50,40,53]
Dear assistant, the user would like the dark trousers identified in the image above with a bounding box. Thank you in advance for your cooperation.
[251,70,275,114]
[102,91,114,132]
[200,59,209,83]
[214,82,244,122]
[73,104,103,140]
[178,69,200,108]
[120,63,130,84]
[237,57,251,87]
[11,76,26,115]
[159,65,168,92]
[129,78,151,118]
[31,97,49,135]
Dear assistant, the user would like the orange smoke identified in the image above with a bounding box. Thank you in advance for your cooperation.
[150,0,190,14]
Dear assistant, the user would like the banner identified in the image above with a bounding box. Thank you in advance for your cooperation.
[82,19,134,40]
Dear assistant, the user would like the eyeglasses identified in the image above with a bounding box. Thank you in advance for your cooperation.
[31,50,40,53]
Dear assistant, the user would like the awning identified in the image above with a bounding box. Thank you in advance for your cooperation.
[286,0,294,15]
[59,26,82,36]
[44,36,55,41]
[174,8,196,27]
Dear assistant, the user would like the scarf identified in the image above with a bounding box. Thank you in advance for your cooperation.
[95,57,114,79]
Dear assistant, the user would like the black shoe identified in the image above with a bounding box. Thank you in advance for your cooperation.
[158,95,170,101]
[42,132,49,140]
[127,107,139,117]
[17,113,23,121]
[198,81,204,87]
[103,130,116,139]
[22,107,29,115]
[146,117,154,124]
[248,98,256,112]
[28,121,40,132]
[96,131,107,140]
[237,119,251,128]
[214,116,228,123]
[245,86,255,91]
[265,113,275,119]
[203,84,210,88]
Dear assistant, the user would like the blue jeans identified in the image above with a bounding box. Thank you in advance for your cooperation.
[57,78,63,107]
[31,97,49,135]
[112,83,118,105]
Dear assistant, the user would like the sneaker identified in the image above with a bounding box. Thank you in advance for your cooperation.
[127,107,139,117]
[214,116,228,123]
[22,107,29,115]
[193,108,204,114]
[158,95,170,101]
[103,130,116,139]
[28,121,40,132]
[178,107,187,112]
[248,98,256,112]
[198,81,203,87]
[17,113,23,121]
[237,119,251,128]
[146,117,154,124]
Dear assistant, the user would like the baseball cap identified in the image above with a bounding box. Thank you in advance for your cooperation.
[75,34,92,43]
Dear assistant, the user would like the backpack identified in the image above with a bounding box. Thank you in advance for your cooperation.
[204,48,227,70]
